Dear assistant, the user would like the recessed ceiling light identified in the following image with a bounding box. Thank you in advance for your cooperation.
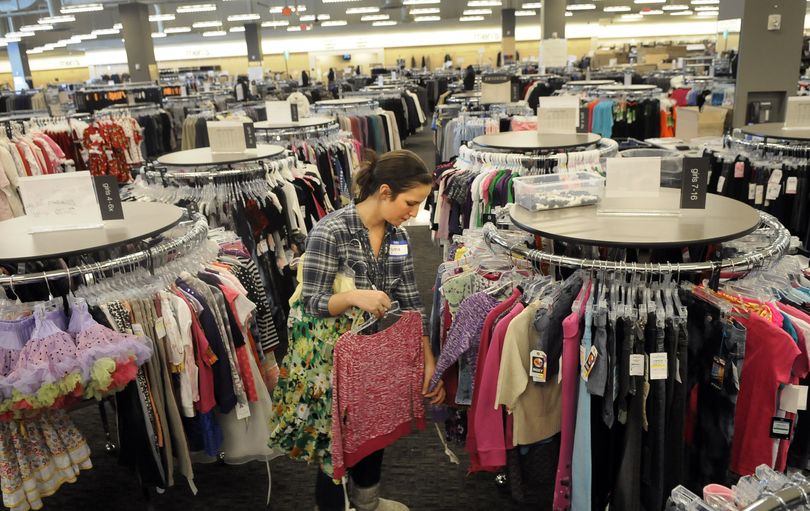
[21,24,53,31]
[566,3,596,10]
[270,5,306,13]
[300,14,316,21]
[565,11,573,16]
[669,9,693,15]
[696,10,717,15]
[641,9,664,14]
[322,0,362,2]
[414,15,441,21]
[463,8,491,15]
[113,23,122,29]
[92,28,120,35]
[164,26,192,33]
[604,6,631,12]
[322,20,348,26]
[287,25,301,31]
[5,31,34,38]
[515,10,537,16]
[38,15,75,24]
[202,30,227,36]
[634,0,665,3]
[467,0,501,6]
[662,3,689,9]
[619,13,643,20]
[694,5,718,10]
[361,14,389,21]
[460,15,485,21]
[192,20,222,28]
[522,2,542,7]
[151,32,167,38]
[262,20,290,27]
[149,14,175,21]
[411,7,441,14]
[227,13,261,21]
[176,4,216,13]
[60,3,103,13]
[346,6,379,14]
[373,20,398,25]
[690,0,718,4]
[403,0,439,3]
[75,33,97,40]
[229,26,246,32]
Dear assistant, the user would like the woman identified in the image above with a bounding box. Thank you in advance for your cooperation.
[270,150,445,511]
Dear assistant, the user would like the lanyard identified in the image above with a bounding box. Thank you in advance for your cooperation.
[357,230,391,293]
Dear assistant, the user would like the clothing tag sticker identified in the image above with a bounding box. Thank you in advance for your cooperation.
[582,345,598,381]
[131,323,145,337]
[755,185,764,205]
[530,350,547,383]
[734,162,744,178]
[629,354,645,376]
[580,345,586,367]
[154,318,166,339]
[235,402,252,420]
[770,417,792,440]
[766,183,781,201]
[716,176,725,194]
[786,177,798,195]
[748,183,756,200]
[558,356,562,384]
[779,384,808,413]
[650,352,667,380]
[710,356,726,390]
[389,240,409,257]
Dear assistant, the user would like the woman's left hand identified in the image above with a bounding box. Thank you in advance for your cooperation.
[422,338,445,405]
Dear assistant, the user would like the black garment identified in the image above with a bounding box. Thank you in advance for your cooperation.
[507,436,560,507]
[315,450,385,511]
[664,317,689,496]
[641,314,666,511]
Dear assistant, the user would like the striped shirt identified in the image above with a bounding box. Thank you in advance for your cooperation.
[302,202,426,330]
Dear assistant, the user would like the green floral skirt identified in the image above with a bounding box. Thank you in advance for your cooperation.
[268,300,361,477]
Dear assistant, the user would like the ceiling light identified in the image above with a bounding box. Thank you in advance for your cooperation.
[662,3,689,9]
[164,26,192,33]
[411,7,441,14]
[149,14,175,21]
[641,9,664,14]
[26,48,44,54]
[565,11,573,16]
[467,0,501,6]
[262,20,289,27]
[91,28,120,35]
[696,10,717,15]
[322,0,362,2]
[372,20,397,25]
[603,6,631,12]
[270,5,306,13]
[690,0,718,4]
[694,5,718,10]
[515,10,537,15]
[414,15,441,21]
[60,3,103,13]
[22,24,53,32]
[75,33,97,40]
[5,31,34,38]
[202,30,226,36]
[566,3,596,10]
[634,0,665,3]
[230,26,246,32]
[300,14,316,21]
[52,40,69,47]
[322,20,348,26]
[463,8,491,14]
[669,9,693,15]
[227,13,261,21]
[361,14,389,20]
[38,15,75,23]
[460,15,484,21]
[404,0,438,3]
[151,32,167,38]
[176,4,216,13]
[522,2,542,7]
[619,13,643,20]
[346,6,379,14]
[113,23,122,29]
[192,20,222,28]
[287,25,301,31]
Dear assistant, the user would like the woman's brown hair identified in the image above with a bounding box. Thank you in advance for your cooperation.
[353,149,432,202]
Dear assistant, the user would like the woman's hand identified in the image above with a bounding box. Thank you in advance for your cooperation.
[422,336,445,405]
[349,289,392,318]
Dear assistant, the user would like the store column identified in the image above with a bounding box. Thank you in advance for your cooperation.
[7,41,32,91]
[540,0,567,70]
[245,23,264,82]
[728,0,804,127]
[119,2,158,82]
[502,8,516,66]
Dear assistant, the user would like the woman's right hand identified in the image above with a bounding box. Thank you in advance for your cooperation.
[349,289,392,318]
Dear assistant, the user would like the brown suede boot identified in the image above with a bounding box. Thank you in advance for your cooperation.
[350,483,409,511]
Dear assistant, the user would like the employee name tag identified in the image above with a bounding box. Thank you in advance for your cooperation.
[390,240,409,257]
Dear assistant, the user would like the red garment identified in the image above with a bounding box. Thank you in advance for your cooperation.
[671,88,690,107]
[172,290,217,414]
[730,312,801,476]
[217,282,259,403]
[331,311,425,479]
[466,288,521,473]
[13,143,31,176]
[587,100,599,132]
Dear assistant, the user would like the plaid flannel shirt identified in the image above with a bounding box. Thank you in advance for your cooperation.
[301,202,427,331]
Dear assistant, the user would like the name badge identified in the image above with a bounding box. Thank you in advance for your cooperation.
[390,240,408,257]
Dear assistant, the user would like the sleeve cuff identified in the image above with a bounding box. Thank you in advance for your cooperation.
[314,294,333,317]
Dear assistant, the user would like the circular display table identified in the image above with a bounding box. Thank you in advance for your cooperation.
[510,189,761,248]
[596,84,660,93]
[740,123,810,142]
[473,132,602,152]
[566,80,617,87]
[254,117,336,131]
[0,202,184,262]
[156,145,285,166]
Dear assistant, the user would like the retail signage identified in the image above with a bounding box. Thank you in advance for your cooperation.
[539,38,568,68]
[679,157,709,210]
[18,172,104,233]
[265,100,299,123]
[536,96,579,134]
[92,176,124,220]
[604,157,661,198]
[784,96,810,129]
[207,121,257,153]
[480,74,518,104]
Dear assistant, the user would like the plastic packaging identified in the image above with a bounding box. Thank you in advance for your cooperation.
[513,172,605,212]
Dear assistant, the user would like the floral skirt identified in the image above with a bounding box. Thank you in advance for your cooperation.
[268,300,360,478]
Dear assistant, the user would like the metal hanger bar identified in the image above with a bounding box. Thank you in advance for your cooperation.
[461,138,619,162]
[742,482,810,510]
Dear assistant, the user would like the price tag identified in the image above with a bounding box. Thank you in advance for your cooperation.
[779,384,808,413]
[582,345,598,381]
[748,183,756,200]
[650,352,668,380]
[766,169,783,200]
[629,354,645,376]
[734,161,745,178]
[755,185,765,205]
[716,175,726,194]
[786,176,799,195]
[710,356,725,390]
[235,402,252,420]
[154,317,166,339]
[770,417,793,439]
[132,323,145,337]
[530,350,547,383]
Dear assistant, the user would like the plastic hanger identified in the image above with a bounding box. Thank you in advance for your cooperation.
[351,300,402,334]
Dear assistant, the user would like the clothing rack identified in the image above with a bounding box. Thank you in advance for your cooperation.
[311,97,380,113]
[149,153,297,180]
[254,117,341,142]
[481,210,790,275]
[0,214,208,286]
[461,132,618,162]
[590,84,663,99]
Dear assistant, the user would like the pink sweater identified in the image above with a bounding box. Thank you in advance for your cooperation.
[331,311,426,479]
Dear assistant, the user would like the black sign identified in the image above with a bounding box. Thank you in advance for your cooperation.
[577,108,588,133]
[290,103,299,122]
[243,123,257,149]
[93,176,124,220]
[680,157,710,210]
[770,417,793,440]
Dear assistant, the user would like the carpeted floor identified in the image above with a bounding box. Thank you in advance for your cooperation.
[43,127,525,511]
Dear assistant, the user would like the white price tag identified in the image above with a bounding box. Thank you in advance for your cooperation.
[132,323,145,337]
[780,384,808,413]
[786,177,798,194]
[755,185,764,205]
[650,352,668,380]
[748,183,756,200]
[629,354,645,376]
[717,175,726,194]
[154,317,166,339]
[235,402,252,420]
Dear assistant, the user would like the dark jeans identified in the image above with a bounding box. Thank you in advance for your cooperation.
[315,450,385,511]
[664,317,689,495]
[642,314,666,511]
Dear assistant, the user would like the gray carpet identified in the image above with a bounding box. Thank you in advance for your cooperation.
[43,128,525,510]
